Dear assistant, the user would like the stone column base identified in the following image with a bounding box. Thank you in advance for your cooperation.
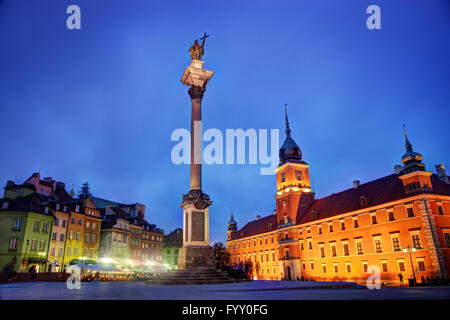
[177,245,215,270]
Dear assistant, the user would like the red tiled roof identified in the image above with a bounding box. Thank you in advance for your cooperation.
[298,173,450,224]
[230,214,277,240]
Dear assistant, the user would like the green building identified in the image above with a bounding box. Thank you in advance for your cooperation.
[0,182,55,272]
[163,228,182,269]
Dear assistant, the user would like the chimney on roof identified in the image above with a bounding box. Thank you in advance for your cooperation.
[394,164,402,174]
[44,177,53,182]
[436,163,449,184]
[256,215,261,220]
[353,180,360,189]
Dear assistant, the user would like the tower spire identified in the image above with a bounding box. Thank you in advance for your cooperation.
[403,124,413,152]
[284,104,291,137]
[230,207,234,221]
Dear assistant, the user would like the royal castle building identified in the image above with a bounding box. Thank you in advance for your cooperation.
[226,110,450,285]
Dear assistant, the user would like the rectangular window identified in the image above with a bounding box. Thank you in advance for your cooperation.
[62,219,66,227]
[13,218,22,231]
[397,259,406,272]
[60,234,65,241]
[371,214,377,225]
[341,221,346,230]
[329,223,333,232]
[343,242,349,256]
[333,263,339,273]
[319,245,325,258]
[8,237,18,250]
[362,261,368,273]
[56,204,60,211]
[308,239,312,250]
[345,262,351,273]
[322,264,327,274]
[310,262,315,270]
[84,234,89,242]
[74,247,79,256]
[438,205,444,215]
[76,232,80,241]
[42,222,48,233]
[58,248,63,257]
[71,218,75,224]
[374,237,383,253]
[355,239,363,254]
[69,230,74,240]
[407,207,414,218]
[52,232,57,240]
[39,240,45,251]
[412,234,422,249]
[34,220,40,232]
[381,260,388,272]
[91,234,95,244]
[280,172,286,183]
[31,239,37,250]
[330,243,337,257]
[392,236,401,251]
[78,219,82,225]
[54,218,59,226]
[295,170,303,180]
[417,260,426,272]
[67,247,72,256]
[353,218,359,228]
[86,221,90,229]
[50,247,56,257]
[444,233,450,248]
[388,211,395,221]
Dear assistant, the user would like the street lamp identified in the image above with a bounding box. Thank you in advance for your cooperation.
[38,251,46,272]
[403,245,417,286]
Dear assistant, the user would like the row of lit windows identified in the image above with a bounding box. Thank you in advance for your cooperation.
[302,258,427,274]
[299,232,424,257]
[229,235,276,250]
[299,207,417,237]
[233,250,277,264]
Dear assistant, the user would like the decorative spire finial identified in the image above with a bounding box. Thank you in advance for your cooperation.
[284,104,291,136]
[403,124,413,152]
[230,207,234,221]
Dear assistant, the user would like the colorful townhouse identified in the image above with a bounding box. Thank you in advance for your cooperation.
[46,182,72,272]
[163,228,183,268]
[99,206,131,265]
[80,198,102,260]
[136,218,164,263]
[0,182,54,272]
[63,202,86,268]
[226,111,450,285]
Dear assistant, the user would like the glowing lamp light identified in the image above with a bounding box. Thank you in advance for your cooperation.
[292,188,299,192]
[403,248,407,253]
[146,261,154,266]
[253,276,258,280]
[277,191,282,196]
[100,257,113,264]
[412,248,416,252]
[286,188,290,192]
[303,188,311,193]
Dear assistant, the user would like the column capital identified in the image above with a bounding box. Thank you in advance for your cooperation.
[188,85,206,100]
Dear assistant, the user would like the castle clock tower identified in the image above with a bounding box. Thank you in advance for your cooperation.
[274,105,314,227]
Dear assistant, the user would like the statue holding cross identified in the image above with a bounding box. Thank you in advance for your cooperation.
[189,32,209,62]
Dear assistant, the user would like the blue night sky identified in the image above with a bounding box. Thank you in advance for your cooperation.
[0,0,449,244]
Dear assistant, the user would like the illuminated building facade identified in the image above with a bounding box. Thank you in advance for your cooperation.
[226,110,450,285]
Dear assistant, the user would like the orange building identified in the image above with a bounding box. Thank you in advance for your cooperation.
[226,111,450,286]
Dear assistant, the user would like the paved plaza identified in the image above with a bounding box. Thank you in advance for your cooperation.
[1,281,450,300]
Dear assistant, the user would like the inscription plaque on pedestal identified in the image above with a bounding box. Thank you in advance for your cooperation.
[191,211,205,241]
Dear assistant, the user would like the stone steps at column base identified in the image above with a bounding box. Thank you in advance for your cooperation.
[146,268,250,286]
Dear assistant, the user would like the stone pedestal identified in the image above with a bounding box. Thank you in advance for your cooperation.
[178,191,215,270]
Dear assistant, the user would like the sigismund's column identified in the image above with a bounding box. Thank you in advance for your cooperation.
[177,34,215,270]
